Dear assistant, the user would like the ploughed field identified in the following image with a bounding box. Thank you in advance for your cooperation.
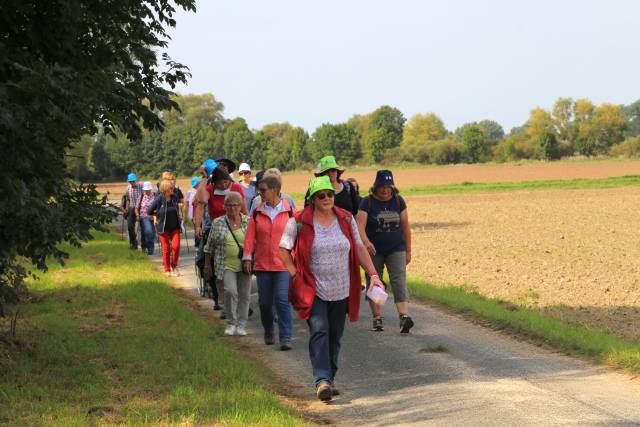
[97,159,640,340]
[407,188,640,341]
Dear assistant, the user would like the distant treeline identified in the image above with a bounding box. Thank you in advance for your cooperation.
[66,94,640,181]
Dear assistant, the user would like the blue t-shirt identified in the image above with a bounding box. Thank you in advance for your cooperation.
[359,195,407,255]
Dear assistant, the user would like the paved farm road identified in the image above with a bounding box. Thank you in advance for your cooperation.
[150,228,640,426]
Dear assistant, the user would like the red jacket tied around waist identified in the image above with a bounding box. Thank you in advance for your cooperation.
[288,205,362,322]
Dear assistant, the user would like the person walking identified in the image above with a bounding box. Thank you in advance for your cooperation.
[249,168,296,214]
[310,155,359,215]
[279,176,384,401]
[238,162,256,206]
[204,192,251,336]
[243,175,296,351]
[356,170,414,333]
[138,181,156,255]
[147,179,182,277]
[122,172,143,250]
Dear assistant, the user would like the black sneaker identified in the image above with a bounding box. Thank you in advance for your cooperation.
[264,332,275,345]
[399,315,414,334]
[331,384,340,396]
[316,381,332,402]
[213,303,222,311]
[280,341,292,351]
[372,316,384,332]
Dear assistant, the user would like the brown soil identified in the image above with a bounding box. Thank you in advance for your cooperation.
[407,187,640,341]
[96,159,640,199]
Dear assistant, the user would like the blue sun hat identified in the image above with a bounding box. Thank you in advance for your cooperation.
[127,172,137,182]
[202,159,218,176]
[191,177,201,188]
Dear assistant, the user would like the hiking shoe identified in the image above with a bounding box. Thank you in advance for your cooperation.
[236,326,247,336]
[399,315,414,334]
[331,384,340,396]
[372,316,384,332]
[224,325,236,336]
[280,341,292,351]
[316,381,332,402]
[213,303,222,311]
[264,332,275,345]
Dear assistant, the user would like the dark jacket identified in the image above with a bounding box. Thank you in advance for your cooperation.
[147,193,182,234]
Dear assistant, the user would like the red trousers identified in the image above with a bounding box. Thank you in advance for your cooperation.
[159,229,181,272]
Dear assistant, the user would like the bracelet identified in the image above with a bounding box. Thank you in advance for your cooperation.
[369,273,379,278]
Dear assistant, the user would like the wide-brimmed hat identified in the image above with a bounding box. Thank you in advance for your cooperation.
[307,176,334,199]
[127,172,137,182]
[238,162,251,173]
[313,155,345,177]
[142,181,153,191]
[372,169,395,190]
[215,155,236,173]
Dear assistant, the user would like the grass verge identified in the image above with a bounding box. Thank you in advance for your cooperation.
[407,278,640,373]
[0,231,304,426]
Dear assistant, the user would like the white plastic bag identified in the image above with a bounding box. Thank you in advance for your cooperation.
[366,285,388,306]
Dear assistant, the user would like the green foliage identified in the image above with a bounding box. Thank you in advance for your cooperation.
[623,99,640,138]
[364,106,406,161]
[402,113,448,145]
[261,123,310,171]
[1,0,194,316]
[310,123,360,164]
[610,136,640,157]
[459,124,487,163]
[539,130,559,160]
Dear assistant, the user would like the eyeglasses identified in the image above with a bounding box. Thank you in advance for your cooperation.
[225,203,241,208]
[315,191,334,200]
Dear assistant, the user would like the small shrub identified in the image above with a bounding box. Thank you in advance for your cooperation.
[426,139,460,164]
[610,136,640,157]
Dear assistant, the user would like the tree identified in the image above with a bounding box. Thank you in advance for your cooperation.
[459,124,487,163]
[224,118,256,166]
[262,123,310,171]
[623,99,640,138]
[539,130,558,160]
[402,113,448,146]
[526,107,555,143]
[477,120,505,142]
[310,123,360,164]
[0,1,195,317]
[551,97,576,143]
[364,106,406,161]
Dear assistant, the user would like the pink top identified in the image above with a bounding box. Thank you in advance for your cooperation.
[243,198,296,272]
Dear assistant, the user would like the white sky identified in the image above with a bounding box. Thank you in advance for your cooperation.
[168,0,640,133]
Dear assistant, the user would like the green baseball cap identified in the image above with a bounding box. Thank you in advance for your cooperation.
[307,176,334,199]
[313,155,345,176]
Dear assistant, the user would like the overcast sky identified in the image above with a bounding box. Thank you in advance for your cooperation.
[168,0,640,133]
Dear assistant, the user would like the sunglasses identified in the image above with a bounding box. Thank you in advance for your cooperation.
[315,191,334,200]
[238,171,251,175]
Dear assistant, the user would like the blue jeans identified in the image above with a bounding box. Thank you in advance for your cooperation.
[256,271,292,342]
[307,297,347,387]
[140,217,155,255]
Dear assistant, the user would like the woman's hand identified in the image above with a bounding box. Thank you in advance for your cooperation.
[242,260,252,275]
[370,274,385,289]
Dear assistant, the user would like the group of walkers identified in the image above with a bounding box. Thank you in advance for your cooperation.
[122,154,414,402]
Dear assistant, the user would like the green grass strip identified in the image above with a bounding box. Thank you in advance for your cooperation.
[407,278,640,373]
[0,231,304,427]
[402,174,640,196]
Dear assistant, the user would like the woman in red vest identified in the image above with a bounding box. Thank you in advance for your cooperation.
[279,176,384,402]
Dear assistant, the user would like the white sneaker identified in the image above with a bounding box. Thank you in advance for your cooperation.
[224,325,236,336]
[236,326,247,336]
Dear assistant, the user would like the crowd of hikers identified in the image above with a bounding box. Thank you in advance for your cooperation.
[120,154,413,402]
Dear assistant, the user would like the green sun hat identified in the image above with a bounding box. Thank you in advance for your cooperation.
[313,155,345,176]
[307,176,334,199]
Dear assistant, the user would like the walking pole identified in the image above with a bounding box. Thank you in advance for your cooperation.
[120,214,125,240]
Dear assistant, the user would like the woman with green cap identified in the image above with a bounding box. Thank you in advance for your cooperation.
[309,155,360,215]
[279,176,384,402]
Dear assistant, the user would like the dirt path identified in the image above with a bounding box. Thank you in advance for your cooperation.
[143,223,640,426]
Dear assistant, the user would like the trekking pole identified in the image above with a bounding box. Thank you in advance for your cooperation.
[120,214,125,240]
